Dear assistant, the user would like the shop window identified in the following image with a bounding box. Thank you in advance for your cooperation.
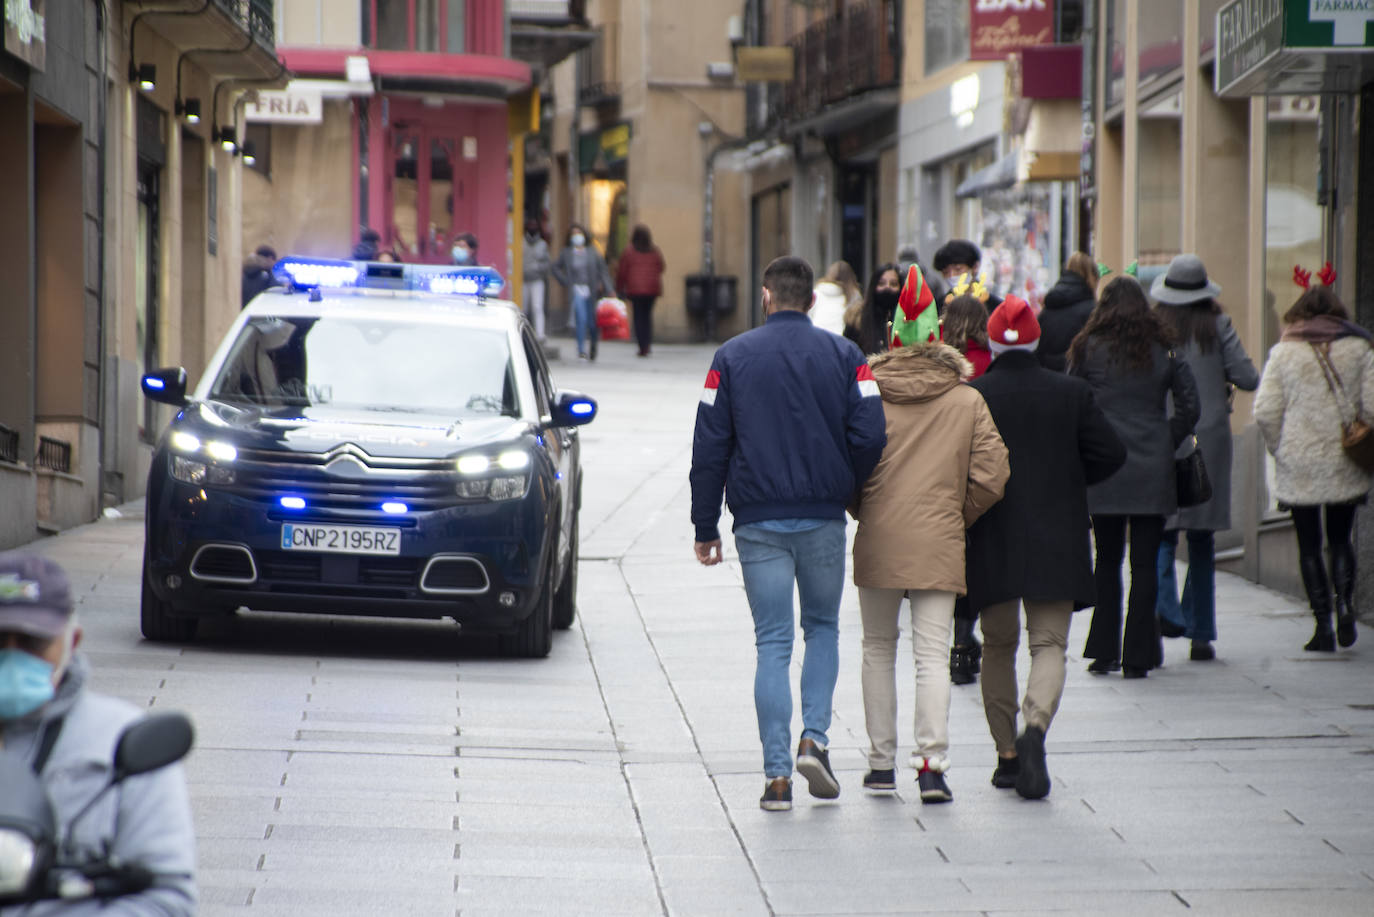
[1138,0,1182,92]
[244,124,271,177]
[366,0,465,52]
[924,0,969,76]
[1262,95,1322,352]
[1136,89,1182,269]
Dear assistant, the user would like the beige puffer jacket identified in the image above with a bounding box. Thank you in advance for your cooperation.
[851,342,1009,592]
[1254,336,1374,506]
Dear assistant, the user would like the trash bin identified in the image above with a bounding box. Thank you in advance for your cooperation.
[711,275,737,314]
[685,274,711,314]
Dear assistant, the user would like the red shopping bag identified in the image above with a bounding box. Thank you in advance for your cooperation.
[596,298,631,341]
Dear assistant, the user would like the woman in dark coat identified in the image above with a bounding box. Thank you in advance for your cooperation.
[1037,251,1098,372]
[615,224,666,357]
[1150,255,1259,662]
[1069,277,1201,678]
[844,263,902,356]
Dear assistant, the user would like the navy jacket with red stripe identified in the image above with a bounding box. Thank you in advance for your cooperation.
[690,309,887,543]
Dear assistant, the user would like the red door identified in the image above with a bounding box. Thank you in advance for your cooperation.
[387,125,477,264]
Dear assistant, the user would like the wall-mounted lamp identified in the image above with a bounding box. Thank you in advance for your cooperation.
[216,126,237,152]
[240,141,257,166]
[132,63,157,92]
[176,98,202,124]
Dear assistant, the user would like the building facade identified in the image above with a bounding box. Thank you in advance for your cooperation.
[0,0,279,549]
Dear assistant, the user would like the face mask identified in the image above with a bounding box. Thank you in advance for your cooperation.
[873,289,900,312]
[451,246,471,264]
[571,234,585,248]
[0,648,57,720]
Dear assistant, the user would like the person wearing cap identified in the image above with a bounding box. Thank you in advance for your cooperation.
[1150,255,1258,663]
[965,298,1126,798]
[1069,278,1201,680]
[933,239,1003,315]
[0,551,197,915]
[241,243,279,308]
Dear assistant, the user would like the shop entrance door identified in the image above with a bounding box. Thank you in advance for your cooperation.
[388,124,478,264]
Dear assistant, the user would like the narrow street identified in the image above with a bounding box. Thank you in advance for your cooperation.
[29,338,1374,916]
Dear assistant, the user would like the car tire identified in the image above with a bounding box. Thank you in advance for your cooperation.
[140,559,199,643]
[553,519,578,630]
[499,553,554,658]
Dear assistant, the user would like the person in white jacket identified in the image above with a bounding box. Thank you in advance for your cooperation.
[810,261,862,336]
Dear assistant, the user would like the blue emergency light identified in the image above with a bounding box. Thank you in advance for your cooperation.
[273,256,505,298]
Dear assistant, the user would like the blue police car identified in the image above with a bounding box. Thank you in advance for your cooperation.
[139,258,596,657]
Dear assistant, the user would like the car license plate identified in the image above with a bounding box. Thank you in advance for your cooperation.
[281,523,401,556]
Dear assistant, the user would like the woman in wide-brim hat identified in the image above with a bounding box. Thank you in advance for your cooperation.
[1149,254,1259,664]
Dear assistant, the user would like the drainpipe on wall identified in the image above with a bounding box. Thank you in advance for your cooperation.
[701,129,751,341]
[94,0,111,506]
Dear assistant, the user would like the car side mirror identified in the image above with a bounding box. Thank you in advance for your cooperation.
[548,390,597,428]
[113,712,194,782]
[141,368,189,407]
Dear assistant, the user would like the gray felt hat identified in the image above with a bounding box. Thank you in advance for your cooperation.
[1150,253,1221,305]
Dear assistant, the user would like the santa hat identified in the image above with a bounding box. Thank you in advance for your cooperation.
[987,295,1040,355]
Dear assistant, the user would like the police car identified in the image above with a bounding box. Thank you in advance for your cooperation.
[139,257,596,657]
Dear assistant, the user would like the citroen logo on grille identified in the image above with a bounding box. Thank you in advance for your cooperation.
[322,443,373,477]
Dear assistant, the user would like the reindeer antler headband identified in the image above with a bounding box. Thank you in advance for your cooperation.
[1293,262,1337,289]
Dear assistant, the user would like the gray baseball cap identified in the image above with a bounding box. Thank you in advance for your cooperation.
[0,551,74,640]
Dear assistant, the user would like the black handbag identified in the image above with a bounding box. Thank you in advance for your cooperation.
[1176,436,1212,508]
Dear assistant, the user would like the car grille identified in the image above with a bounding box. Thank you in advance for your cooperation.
[224,445,457,511]
[255,551,424,587]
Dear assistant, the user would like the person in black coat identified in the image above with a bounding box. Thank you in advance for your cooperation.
[1037,252,1098,372]
[966,297,1126,799]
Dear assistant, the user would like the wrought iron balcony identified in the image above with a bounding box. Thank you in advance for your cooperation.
[776,0,899,126]
[131,0,279,83]
[577,22,620,106]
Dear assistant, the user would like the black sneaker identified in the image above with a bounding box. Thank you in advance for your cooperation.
[1189,641,1215,661]
[760,777,792,811]
[863,768,897,791]
[950,647,977,686]
[917,769,953,804]
[1014,726,1051,800]
[795,738,840,799]
[991,757,1019,789]
[1086,658,1121,675]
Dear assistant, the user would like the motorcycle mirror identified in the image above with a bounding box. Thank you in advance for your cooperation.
[113,713,194,782]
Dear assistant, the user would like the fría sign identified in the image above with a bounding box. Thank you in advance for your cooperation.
[3,0,45,71]
[970,0,1054,61]
[244,89,323,124]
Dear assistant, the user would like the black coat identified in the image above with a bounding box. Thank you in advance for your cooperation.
[965,351,1127,613]
[1036,273,1096,372]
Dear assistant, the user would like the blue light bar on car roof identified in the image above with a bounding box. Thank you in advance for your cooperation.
[272,257,505,297]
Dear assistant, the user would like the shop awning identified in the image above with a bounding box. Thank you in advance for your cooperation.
[955,150,1019,199]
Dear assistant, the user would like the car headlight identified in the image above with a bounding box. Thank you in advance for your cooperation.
[453,450,530,501]
[170,456,235,486]
[456,474,528,501]
[167,431,237,485]
[0,828,38,896]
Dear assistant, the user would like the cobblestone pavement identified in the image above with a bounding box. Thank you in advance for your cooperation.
[27,337,1374,915]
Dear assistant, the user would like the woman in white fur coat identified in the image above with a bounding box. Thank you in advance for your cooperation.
[1254,282,1374,653]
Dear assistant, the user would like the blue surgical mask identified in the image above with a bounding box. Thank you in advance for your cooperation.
[0,648,57,720]
[452,246,471,264]
[571,234,585,248]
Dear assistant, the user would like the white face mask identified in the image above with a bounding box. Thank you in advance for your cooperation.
[452,246,471,264]
[571,234,586,248]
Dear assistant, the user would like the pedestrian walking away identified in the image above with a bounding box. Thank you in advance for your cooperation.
[522,219,551,341]
[690,255,887,812]
[0,551,198,915]
[1254,272,1374,653]
[1037,251,1098,373]
[941,293,992,380]
[844,262,902,356]
[1070,276,1200,679]
[551,223,615,361]
[615,224,666,357]
[850,340,1007,803]
[812,261,863,338]
[967,298,1126,799]
[1150,254,1259,662]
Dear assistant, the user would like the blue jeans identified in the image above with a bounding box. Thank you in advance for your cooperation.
[572,291,595,356]
[1156,530,1217,642]
[734,520,847,778]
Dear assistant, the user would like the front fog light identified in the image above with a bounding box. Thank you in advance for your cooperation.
[0,829,38,895]
[171,455,207,485]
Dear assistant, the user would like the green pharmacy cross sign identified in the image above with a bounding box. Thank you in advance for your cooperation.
[1216,0,1374,96]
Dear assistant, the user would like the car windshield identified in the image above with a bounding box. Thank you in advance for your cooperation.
[207,315,519,416]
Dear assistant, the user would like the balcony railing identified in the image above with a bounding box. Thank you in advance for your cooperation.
[777,0,898,123]
[577,22,620,105]
[36,437,72,475]
[0,423,18,465]
[213,0,275,49]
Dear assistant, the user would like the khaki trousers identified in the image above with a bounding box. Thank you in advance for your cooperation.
[858,587,954,770]
[979,599,1074,756]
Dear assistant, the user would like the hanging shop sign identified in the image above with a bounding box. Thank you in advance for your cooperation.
[735,47,795,82]
[577,122,631,174]
[1216,0,1374,97]
[969,0,1054,61]
[245,89,323,124]
[3,0,45,71]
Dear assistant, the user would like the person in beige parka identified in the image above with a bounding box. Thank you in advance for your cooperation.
[851,340,1009,803]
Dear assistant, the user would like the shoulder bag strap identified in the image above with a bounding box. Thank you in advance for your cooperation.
[1311,343,1355,431]
[32,714,66,775]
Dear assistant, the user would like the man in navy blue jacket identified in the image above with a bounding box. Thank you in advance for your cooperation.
[691,255,887,812]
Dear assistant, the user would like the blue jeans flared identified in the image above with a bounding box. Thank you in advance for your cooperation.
[573,291,594,356]
[1156,530,1217,642]
[734,520,847,778]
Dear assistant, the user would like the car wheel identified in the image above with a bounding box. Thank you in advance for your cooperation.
[140,558,199,643]
[499,554,554,658]
[552,518,578,630]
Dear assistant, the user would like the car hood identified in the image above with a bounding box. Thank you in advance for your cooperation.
[176,401,530,459]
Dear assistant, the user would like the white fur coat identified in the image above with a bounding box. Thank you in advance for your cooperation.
[1254,336,1374,505]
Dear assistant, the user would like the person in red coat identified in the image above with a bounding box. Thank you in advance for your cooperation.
[942,294,992,380]
[615,225,667,356]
